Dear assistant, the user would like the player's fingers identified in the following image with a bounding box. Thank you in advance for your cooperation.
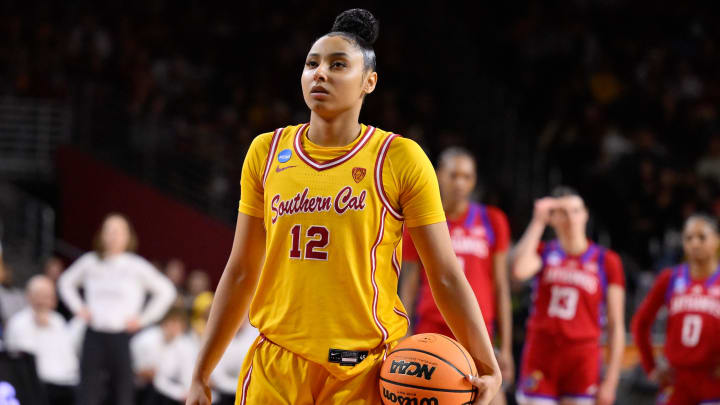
[466,374,492,391]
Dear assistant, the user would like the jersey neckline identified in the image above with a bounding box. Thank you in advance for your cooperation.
[548,239,597,264]
[293,123,376,171]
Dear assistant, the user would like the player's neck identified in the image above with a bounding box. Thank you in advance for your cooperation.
[557,234,588,256]
[444,199,469,221]
[689,258,719,279]
[308,110,362,147]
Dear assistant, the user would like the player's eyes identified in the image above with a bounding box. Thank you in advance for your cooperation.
[331,61,347,68]
[305,60,318,68]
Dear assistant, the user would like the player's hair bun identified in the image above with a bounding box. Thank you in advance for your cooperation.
[331,9,379,45]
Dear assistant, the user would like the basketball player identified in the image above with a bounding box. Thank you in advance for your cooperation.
[512,188,625,405]
[400,147,513,404]
[186,9,501,405]
[632,214,720,404]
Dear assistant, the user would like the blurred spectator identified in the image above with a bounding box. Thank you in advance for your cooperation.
[41,257,64,284]
[130,306,188,405]
[42,256,72,320]
[58,213,176,405]
[212,318,258,405]
[4,275,84,405]
[164,258,186,292]
[183,270,210,311]
[153,292,217,404]
[0,263,26,329]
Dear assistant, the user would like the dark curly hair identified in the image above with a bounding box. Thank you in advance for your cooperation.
[326,9,379,71]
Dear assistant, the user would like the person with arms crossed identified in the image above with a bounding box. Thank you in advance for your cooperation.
[512,187,625,405]
[400,146,513,405]
[186,8,501,405]
[632,214,720,405]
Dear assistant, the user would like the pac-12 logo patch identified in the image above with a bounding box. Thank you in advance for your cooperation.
[352,167,366,183]
[278,149,292,163]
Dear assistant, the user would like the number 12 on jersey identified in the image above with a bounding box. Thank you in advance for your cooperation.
[290,225,330,260]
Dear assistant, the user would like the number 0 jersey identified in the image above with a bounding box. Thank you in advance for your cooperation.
[527,240,624,341]
[238,123,445,377]
[632,264,720,372]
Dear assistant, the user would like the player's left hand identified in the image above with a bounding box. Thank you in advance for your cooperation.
[467,373,502,405]
[595,380,616,405]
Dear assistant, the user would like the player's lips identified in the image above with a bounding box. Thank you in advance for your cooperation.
[310,85,330,99]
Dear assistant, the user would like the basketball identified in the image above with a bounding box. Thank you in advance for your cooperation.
[379,333,478,405]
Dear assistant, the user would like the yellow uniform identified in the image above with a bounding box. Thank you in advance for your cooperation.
[236,123,444,404]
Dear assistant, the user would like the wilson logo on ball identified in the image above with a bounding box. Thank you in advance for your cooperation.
[389,360,436,380]
[382,388,438,405]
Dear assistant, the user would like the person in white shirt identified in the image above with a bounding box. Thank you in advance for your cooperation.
[0,261,27,330]
[130,307,187,405]
[153,293,216,405]
[212,319,258,405]
[5,275,85,405]
[58,213,176,405]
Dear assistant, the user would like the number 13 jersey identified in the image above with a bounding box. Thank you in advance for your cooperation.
[238,123,445,377]
[528,240,625,341]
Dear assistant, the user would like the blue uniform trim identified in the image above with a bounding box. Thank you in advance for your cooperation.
[665,264,685,303]
[463,203,478,229]
[478,204,496,247]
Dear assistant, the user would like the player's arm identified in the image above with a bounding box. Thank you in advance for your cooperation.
[187,213,265,404]
[492,249,514,383]
[511,198,555,281]
[409,223,502,404]
[398,260,420,330]
[597,283,625,405]
[631,270,671,377]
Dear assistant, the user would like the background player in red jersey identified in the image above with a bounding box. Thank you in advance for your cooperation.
[400,147,514,405]
[512,187,625,405]
[632,214,720,405]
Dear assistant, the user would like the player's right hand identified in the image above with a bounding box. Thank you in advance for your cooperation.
[467,373,502,405]
[185,379,212,405]
[532,197,556,225]
[649,365,673,387]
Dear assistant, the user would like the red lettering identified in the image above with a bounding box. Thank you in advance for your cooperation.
[271,195,280,224]
[335,187,366,214]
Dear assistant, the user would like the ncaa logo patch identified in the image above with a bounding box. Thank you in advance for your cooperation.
[278,149,292,163]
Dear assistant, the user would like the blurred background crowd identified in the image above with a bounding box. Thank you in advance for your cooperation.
[1,0,719,404]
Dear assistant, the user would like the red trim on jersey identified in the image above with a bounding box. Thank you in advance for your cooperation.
[293,124,375,171]
[392,246,401,278]
[394,307,410,326]
[370,208,390,343]
[239,336,266,405]
[261,128,284,188]
[374,134,403,220]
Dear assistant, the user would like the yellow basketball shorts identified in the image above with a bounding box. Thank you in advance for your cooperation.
[235,335,394,405]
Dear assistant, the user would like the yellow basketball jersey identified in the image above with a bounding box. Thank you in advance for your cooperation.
[238,123,444,378]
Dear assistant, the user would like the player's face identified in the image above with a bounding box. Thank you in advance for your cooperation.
[683,219,719,263]
[301,35,377,118]
[437,155,476,206]
[101,215,131,254]
[549,196,588,236]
